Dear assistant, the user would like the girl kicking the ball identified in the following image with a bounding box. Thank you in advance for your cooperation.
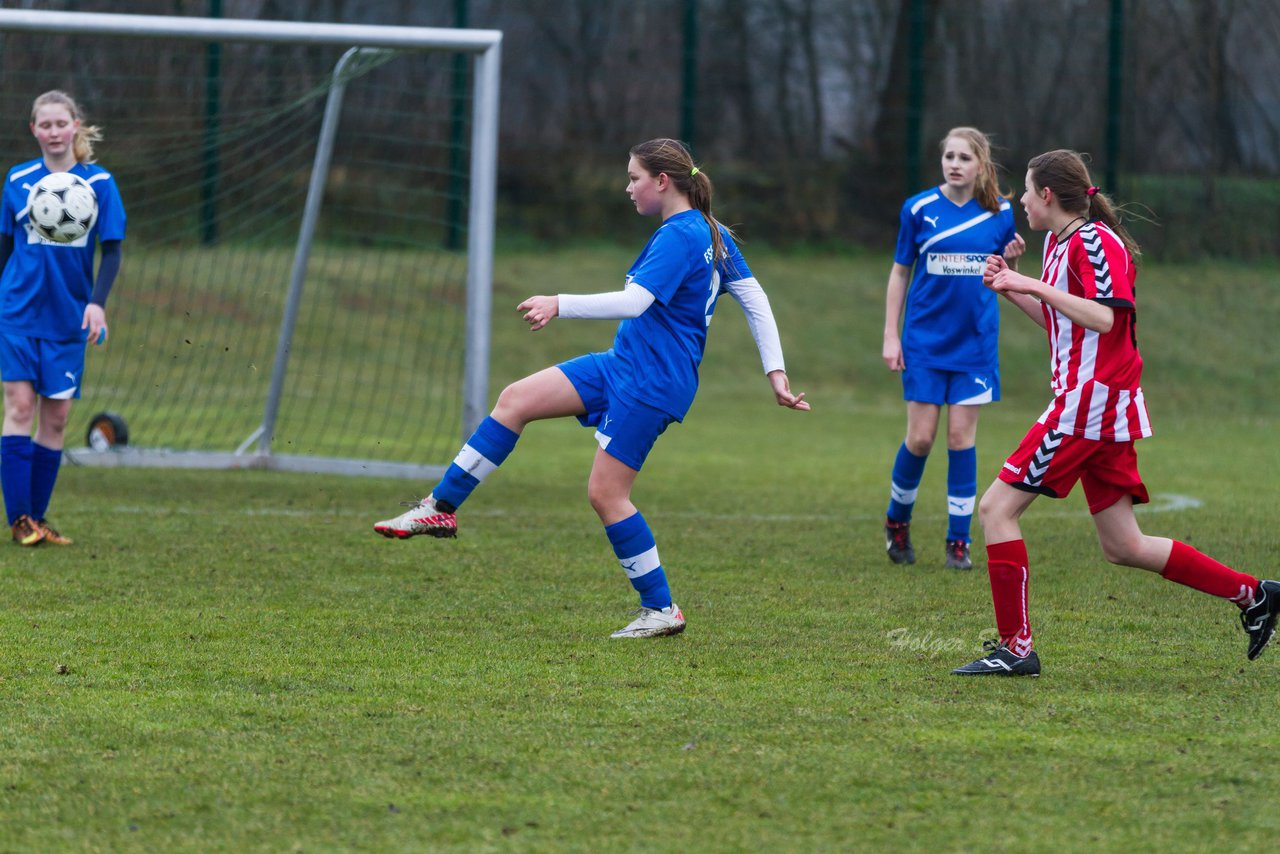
[372,137,809,638]
[0,90,127,546]
[951,148,1278,676]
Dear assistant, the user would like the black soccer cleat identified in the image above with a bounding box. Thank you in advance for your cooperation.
[1241,579,1280,661]
[944,539,972,570]
[885,518,915,565]
[952,640,1041,677]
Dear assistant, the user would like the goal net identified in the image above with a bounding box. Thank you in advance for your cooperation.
[0,10,501,478]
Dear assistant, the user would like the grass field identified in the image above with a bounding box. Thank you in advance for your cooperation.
[2,245,1279,851]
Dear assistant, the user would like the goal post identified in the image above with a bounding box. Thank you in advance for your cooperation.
[0,8,502,479]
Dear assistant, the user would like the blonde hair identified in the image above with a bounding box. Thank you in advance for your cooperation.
[629,138,735,265]
[1027,149,1141,260]
[942,126,1009,214]
[31,90,102,164]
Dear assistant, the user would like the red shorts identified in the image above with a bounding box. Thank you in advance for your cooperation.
[998,421,1150,514]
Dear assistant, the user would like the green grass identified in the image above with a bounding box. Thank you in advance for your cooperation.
[3,245,1279,851]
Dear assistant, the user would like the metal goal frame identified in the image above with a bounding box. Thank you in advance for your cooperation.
[0,8,501,480]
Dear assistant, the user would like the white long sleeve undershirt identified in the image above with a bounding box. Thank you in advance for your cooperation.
[557,275,787,376]
[723,275,786,374]
[557,282,656,320]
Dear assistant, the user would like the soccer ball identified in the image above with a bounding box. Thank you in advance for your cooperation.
[85,411,129,451]
[27,171,98,243]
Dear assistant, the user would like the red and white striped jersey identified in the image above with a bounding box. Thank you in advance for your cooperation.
[1035,221,1152,442]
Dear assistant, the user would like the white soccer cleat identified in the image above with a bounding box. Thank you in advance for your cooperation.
[610,603,686,638]
[373,495,457,539]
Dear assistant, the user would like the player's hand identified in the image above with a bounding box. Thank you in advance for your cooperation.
[982,254,1008,289]
[1003,233,1026,263]
[989,267,1043,298]
[882,336,905,372]
[768,370,810,411]
[517,295,559,331]
[82,303,107,345]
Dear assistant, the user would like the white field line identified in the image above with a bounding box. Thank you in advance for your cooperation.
[110,493,1203,522]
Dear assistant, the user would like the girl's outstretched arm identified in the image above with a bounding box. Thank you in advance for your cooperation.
[723,276,808,409]
[519,283,657,331]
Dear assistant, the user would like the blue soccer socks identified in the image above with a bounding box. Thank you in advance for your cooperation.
[30,443,63,522]
[605,512,672,610]
[888,442,975,545]
[432,416,519,511]
[887,443,927,523]
[946,446,977,543]
[1,434,34,524]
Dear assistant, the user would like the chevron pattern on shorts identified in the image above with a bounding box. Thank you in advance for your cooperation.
[1024,429,1064,487]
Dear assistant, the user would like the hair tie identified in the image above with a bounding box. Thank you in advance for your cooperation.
[690,166,699,177]
[1087,186,1099,196]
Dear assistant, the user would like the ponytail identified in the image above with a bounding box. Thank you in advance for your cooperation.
[1028,149,1141,260]
[1086,191,1141,259]
[73,125,103,164]
[686,167,728,264]
[630,138,736,266]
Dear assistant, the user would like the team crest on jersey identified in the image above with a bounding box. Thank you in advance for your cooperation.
[925,253,986,276]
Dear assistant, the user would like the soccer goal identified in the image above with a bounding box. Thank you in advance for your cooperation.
[0,9,501,479]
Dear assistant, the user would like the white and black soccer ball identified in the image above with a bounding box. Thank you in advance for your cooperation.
[27,171,98,243]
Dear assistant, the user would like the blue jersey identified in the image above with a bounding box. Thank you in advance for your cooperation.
[0,159,127,341]
[603,209,748,420]
[894,188,1015,372]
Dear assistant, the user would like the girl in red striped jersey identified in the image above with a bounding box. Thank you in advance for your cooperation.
[950,148,1278,676]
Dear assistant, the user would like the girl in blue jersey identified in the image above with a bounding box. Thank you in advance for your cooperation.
[374,137,809,638]
[881,127,1024,570]
[0,91,126,547]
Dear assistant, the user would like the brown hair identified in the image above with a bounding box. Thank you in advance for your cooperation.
[31,90,102,164]
[1027,149,1140,260]
[629,138,734,265]
[942,127,1009,214]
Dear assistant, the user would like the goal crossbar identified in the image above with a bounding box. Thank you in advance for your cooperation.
[0,9,502,51]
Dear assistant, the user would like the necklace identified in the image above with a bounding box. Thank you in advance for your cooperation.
[1055,216,1086,243]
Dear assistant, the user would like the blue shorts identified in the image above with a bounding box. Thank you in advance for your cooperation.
[903,364,1000,406]
[0,333,86,399]
[557,352,675,471]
